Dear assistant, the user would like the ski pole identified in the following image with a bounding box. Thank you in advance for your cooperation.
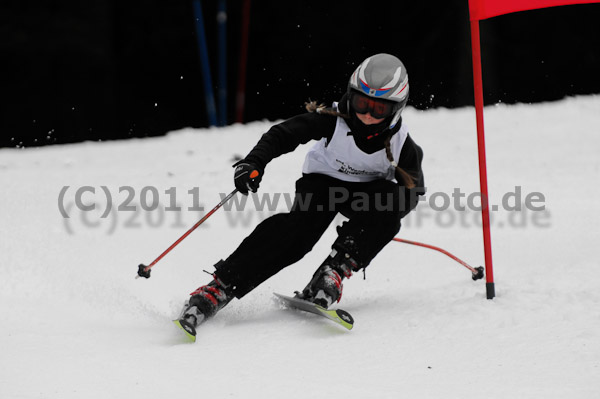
[392,237,484,280]
[136,189,239,279]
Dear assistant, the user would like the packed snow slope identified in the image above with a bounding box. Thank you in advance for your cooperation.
[1,96,599,399]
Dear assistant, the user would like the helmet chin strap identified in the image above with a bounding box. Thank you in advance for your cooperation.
[389,109,402,129]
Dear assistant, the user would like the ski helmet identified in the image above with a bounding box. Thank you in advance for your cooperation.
[347,53,409,128]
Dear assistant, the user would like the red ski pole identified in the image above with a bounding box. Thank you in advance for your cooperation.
[136,189,239,279]
[392,237,484,280]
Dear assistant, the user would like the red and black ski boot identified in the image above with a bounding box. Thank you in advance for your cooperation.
[297,249,358,308]
[176,274,233,340]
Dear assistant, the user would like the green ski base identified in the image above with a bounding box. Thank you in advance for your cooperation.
[173,319,196,342]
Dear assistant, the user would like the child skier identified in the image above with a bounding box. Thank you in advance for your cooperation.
[179,53,425,335]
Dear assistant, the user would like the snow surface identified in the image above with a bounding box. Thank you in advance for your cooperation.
[1,96,599,398]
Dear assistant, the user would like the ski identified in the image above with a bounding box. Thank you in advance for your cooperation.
[273,293,354,330]
[173,319,197,342]
[172,293,354,341]
[173,300,200,342]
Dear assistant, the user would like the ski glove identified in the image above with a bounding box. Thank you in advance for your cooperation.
[233,161,263,195]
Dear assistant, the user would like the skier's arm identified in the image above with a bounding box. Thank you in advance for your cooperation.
[393,134,425,216]
[397,134,425,193]
[242,112,336,170]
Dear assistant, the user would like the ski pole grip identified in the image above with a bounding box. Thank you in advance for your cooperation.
[137,264,152,279]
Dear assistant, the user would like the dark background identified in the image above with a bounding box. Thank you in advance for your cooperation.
[1,1,599,148]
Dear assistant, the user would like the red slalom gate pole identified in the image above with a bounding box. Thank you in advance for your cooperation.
[392,238,484,281]
[136,189,239,279]
[469,19,495,299]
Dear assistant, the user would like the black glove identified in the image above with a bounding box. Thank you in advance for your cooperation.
[233,161,263,194]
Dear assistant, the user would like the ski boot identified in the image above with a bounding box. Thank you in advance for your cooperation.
[297,248,359,309]
[177,274,234,339]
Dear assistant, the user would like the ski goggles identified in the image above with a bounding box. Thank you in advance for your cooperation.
[350,91,396,119]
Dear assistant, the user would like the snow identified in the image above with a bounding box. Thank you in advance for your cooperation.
[1,96,600,398]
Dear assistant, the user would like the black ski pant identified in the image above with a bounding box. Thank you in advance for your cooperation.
[214,173,420,298]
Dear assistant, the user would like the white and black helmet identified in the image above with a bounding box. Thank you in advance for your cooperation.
[348,53,409,128]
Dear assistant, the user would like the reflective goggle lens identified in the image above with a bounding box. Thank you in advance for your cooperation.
[351,92,394,119]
